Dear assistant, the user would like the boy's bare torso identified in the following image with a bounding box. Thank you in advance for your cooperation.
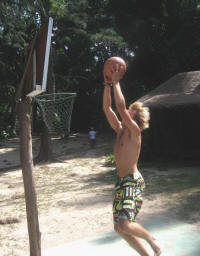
[114,126,141,178]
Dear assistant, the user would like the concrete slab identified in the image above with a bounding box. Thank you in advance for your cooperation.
[34,216,200,256]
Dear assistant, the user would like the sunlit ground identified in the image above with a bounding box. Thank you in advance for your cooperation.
[40,215,200,256]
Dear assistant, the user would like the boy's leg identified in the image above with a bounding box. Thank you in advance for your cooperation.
[118,230,150,256]
[117,220,161,255]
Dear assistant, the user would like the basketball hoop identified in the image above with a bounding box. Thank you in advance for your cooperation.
[35,92,76,137]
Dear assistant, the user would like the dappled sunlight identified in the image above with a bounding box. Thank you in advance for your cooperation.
[1,135,200,256]
[0,146,19,168]
[0,147,16,154]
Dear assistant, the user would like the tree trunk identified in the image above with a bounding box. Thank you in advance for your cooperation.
[34,121,53,163]
[17,98,41,256]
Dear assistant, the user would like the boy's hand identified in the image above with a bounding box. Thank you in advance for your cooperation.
[104,71,112,85]
[103,57,126,86]
[104,63,125,85]
[110,63,125,84]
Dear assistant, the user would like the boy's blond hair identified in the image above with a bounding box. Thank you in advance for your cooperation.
[129,101,150,131]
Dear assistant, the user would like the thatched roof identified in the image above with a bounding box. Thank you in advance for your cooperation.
[139,71,200,108]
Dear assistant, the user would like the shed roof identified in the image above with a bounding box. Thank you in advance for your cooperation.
[139,71,200,108]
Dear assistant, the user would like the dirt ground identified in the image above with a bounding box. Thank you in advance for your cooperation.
[0,133,200,256]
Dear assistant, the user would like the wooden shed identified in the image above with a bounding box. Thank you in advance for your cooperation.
[138,71,200,161]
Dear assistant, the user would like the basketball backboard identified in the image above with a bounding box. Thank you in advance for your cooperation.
[26,17,53,97]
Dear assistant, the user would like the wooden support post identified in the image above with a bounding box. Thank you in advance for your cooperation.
[17,98,41,256]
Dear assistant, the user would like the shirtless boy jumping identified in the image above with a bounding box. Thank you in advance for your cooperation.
[103,57,161,256]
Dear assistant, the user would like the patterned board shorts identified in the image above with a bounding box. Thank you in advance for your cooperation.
[113,171,145,224]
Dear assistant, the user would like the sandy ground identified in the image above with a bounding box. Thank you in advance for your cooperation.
[0,133,200,256]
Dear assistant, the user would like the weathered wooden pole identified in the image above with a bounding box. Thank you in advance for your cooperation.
[15,18,53,255]
[17,97,41,256]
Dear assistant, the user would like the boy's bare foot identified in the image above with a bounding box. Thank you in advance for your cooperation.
[149,237,161,256]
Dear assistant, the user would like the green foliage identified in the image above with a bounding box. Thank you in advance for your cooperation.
[21,0,66,20]
[106,154,115,165]
[50,0,129,130]
[1,0,200,135]
[108,0,200,94]
[0,1,38,138]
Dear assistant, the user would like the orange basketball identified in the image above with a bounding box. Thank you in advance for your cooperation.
[104,56,126,84]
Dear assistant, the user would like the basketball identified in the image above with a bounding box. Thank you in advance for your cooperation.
[104,56,127,84]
